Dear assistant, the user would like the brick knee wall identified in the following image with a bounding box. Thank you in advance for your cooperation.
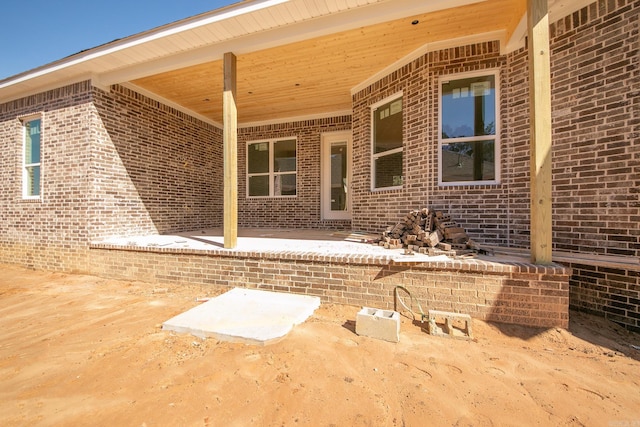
[89,245,570,329]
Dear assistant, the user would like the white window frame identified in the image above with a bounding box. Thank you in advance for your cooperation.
[21,114,43,199]
[246,137,297,198]
[371,91,404,191]
[438,70,501,186]
[321,131,352,220]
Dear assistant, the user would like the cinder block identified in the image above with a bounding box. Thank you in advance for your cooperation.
[356,307,400,343]
[428,310,472,340]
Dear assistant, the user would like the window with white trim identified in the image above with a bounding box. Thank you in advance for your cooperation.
[372,94,403,189]
[22,117,42,198]
[439,71,499,185]
[247,138,297,197]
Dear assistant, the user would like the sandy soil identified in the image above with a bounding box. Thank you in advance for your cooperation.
[1,264,639,427]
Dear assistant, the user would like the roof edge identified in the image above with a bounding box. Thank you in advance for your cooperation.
[0,0,285,90]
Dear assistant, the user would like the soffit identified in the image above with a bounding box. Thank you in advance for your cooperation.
[132,0,526,125]
[0,0,389,101]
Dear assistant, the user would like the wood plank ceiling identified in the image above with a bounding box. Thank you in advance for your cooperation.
[132,0,526,125]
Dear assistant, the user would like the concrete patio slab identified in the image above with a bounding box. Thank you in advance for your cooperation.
[162,288,321,345]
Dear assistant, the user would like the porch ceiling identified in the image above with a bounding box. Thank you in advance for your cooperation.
[131,0,527,125]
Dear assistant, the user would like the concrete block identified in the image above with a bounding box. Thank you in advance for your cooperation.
[356,307,400,343]
[427,310,472,340]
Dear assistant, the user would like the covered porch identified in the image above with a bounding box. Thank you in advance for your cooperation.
[82,0,578,328]
[74,0,581,264]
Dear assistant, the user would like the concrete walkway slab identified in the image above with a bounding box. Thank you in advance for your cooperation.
[162,288,321,345]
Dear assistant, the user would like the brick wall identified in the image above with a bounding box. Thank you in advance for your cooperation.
[349,0,638,330]
[89,245,570,329]
[90,85,223,239]
[505,0,639,258]
[351,42,511,246]
[0,82,93,271]
[238,117,352,229]
[0,82,223,271]
[508,0,639,331]
[351,0,638,258]
[503,46,531,249]
[568,262,640,332]
[548,0,639,258]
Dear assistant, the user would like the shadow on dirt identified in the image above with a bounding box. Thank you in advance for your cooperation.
[568,309,640,362]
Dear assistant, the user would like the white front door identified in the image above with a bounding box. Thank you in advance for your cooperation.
[321,131,352,220]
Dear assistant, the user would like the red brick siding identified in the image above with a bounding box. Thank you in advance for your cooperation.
[503,47,531,249]
[89,245,570,329]
[351,42,511,246]
[548,0,639,258]
[0,81,93,271]
[350,0,638,259]
[568,262,640,333]
[90,85,223,239]
[348,0,637,330]
[0,82,223,271]
[509,0,640,331]
[238,117,352,229]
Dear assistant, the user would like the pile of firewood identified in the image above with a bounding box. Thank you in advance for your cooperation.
[378,208,490,257]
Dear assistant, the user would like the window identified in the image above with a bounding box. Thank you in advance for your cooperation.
[22,117,42,198]
[439,71,499,185]
[372,94,403,189]
[247,138,297,197]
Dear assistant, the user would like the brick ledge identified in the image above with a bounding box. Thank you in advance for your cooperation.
[89,242,571,275]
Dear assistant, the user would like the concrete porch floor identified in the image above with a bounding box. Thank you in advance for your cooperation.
[96,228,532,264]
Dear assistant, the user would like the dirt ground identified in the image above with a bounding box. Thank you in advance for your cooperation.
[1,264,639,427]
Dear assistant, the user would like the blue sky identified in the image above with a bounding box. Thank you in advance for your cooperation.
[0,0,237,80]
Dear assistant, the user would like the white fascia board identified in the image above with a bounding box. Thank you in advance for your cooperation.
[100,0,486,86]
[0,73,96,104]
[0,0,288,91]
[351,30,506,95]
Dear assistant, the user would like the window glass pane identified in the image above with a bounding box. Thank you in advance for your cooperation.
[375,151,403,188]
[248,175,269,196]
[274,139,296,172]
[248,142,269,174]
[331,143,347,211]
[441,140,495,183]
[26,166,40,196]
[442,75,495,139]
[374,97,403,153]
[274,173,296,196]
[25,119,41,164]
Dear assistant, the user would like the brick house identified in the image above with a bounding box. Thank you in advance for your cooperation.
[0,0,638,331]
